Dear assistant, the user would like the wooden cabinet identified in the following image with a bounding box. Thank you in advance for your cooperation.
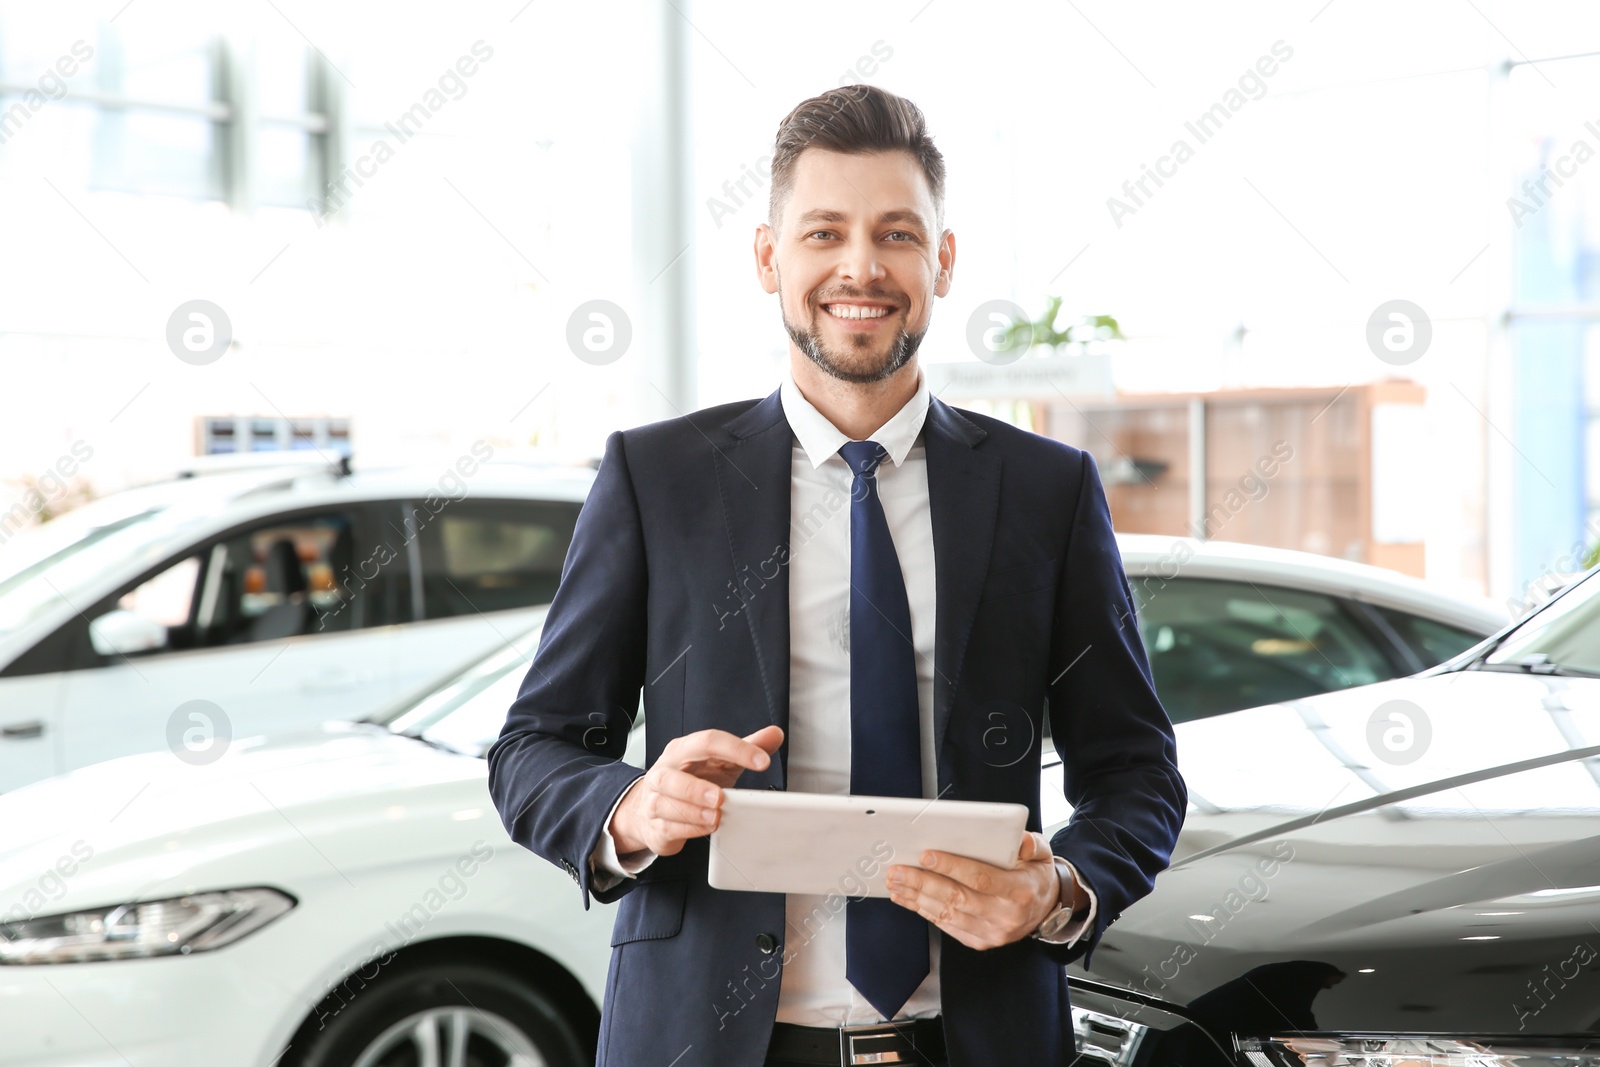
[1034,382,1427,576]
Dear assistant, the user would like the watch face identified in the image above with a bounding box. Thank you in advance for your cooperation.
[1035,907,1072,939]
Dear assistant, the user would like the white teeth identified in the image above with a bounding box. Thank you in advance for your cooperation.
[825,304,892,320]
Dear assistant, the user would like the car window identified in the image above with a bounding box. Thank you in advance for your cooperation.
[117,555,201,629]
[103,509,364,657]
[211,512,364,641]
[0,506,208,638]
[1483,568,1600,674]
[1368,605,1486,666]
[0,475,323,634]
[384,627,644,757]
[1134,578,1398,723]
[412,500,580,620]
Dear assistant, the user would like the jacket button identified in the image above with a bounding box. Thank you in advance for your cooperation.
[756,932,779,954]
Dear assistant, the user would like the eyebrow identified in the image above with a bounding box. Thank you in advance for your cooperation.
[793,208,929,233]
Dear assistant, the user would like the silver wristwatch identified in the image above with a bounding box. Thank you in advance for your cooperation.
[1031,858,1085,941]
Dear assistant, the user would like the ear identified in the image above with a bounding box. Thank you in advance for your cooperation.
[755,223,780,295]
[933,228,956,297]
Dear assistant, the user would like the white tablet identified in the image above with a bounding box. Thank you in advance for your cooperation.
[706,789,1029,898]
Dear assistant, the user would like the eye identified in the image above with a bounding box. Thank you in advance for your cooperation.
[805,230,837,240]
[884,231,916,242]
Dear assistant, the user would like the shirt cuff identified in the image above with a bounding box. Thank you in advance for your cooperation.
[1036,859,1099,946]
[588,777,658,892]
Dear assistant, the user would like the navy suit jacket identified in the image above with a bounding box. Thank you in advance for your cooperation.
[486,386,1186,1066]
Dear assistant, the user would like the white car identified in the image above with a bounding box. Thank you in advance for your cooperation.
[0,455,595,794]
[0,448,1502,797]
[0,543,1506,1066]
[0,611,621,1067]
[1104,534,1503,722]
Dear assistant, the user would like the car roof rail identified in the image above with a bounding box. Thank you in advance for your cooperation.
[172,450,350,480]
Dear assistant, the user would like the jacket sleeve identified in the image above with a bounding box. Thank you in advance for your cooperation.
[1041,450,1187,968]
[485,429,651,909]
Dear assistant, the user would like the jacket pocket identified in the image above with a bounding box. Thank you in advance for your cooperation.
[609,877,688,945]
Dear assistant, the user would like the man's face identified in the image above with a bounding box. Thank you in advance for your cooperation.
[756,148,954,384]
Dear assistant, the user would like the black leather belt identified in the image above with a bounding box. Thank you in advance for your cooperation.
[767,1018,946,1066]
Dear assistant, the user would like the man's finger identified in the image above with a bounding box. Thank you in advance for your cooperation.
[650,791,716,828]
[889,864,962,907]
[647,817,717,849]
[672,728,774,772]
[654,766,722,808]
[887,864,1038,951]
[887,864,992,930]
[918,850,1003,896]
[887,867,992,938]
[1017,830,1050,863]
[743,724,785,755]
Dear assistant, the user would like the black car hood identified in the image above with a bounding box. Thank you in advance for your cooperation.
[1061,669,1600,1040]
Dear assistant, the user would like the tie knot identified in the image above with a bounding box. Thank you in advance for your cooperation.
[839,440,889,477]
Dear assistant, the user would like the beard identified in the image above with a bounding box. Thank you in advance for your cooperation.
[779,279,926,385]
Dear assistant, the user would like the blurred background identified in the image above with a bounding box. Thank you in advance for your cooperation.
[4,0,1600,608]
[8,7,1600,1063]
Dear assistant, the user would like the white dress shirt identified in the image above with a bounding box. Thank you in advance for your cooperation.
[590,367,1096,1025]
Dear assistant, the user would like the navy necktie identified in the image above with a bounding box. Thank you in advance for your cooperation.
[839,440,929,1021]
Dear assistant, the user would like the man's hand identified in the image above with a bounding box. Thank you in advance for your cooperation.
[884,830,1063,950]
[609,725,784,857]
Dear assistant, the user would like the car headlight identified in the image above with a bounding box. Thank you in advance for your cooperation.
[0,887,295,964]
[1241,1035,1600,1067]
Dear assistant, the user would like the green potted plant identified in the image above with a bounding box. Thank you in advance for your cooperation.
[1000,296,1123,355]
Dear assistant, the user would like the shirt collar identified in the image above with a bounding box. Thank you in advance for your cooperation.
[780,366,930,471]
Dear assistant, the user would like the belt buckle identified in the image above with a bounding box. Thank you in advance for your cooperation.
[838,1021,916,1065]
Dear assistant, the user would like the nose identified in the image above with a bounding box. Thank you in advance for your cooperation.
[837,232,886,286]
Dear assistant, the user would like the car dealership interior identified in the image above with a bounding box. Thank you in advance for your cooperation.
[2,3,1599,1066]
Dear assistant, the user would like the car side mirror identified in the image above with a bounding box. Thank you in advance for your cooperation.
[89,608,170,657]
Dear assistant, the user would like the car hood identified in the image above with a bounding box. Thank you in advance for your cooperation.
[0,722,496,914]
[1060,670,1600,1040]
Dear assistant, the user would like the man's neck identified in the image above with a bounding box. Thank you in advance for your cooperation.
[789,353,921,441]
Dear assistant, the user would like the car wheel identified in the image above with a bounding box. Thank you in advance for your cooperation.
[289,962,587,1067]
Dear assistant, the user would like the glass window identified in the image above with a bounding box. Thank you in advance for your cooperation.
[87,24,223,200]
[1369,605,1487,666]
[117,554,199,629]
[96,22,215,107]
[88,511,368,658]
[1506,55,1600,597]
[1484,570,1600,675]
[256,123,322,207]
[212,513,362,641]
[254,35,311,118]
[1135,578,1397,723]
[413,658,525,757]
[385,625,643,758]
[78,511,367,662]
[90,107,222,200]
[198,416,353,457]
[0,502,217,639]
[413,500,580,620]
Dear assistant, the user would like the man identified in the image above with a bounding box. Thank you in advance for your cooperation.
[487,84,1185,1067]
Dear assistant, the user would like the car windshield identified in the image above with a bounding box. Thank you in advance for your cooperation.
[382,624,545,756]
[0,498,218,638]
[1479,568,1600,676]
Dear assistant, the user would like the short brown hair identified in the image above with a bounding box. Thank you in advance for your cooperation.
[767,84,946,236]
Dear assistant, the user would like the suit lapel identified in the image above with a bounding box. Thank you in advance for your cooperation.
[716,390,794,774]
[924,397,1000,763]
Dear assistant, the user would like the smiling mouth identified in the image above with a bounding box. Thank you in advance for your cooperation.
[821,303,898,320]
